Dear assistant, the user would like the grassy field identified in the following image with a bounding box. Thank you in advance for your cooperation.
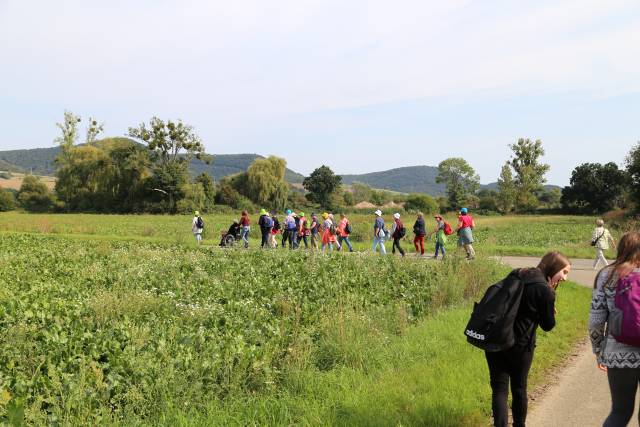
[0,227,591,426]
[0,211,607,259]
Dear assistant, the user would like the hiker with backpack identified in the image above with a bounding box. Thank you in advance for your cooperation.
[591,218,616,270]
[321,212,338,253]
[589,231,640,426]
[457,207,476,260]
[412,212,427,256]
[428,214,450,260]
[297,212,310,249]
[372,209,387,255]
[391,213,406,257]
[310,213,320,250]
[239,210,251,249]
[337,213,354,252]
[282,209,297,249]
[192,210,204,244]
[269,213,280,248]
[258,208,273,249]
[465,251,570,427]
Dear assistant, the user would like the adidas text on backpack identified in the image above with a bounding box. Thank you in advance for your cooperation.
[464,270,524,352]
[609,271,640,347]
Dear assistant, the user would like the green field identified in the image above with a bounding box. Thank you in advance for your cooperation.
[0,212,607,259]
[0,214,592,426]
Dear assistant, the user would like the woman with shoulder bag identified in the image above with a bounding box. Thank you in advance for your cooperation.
[592,218,616,270]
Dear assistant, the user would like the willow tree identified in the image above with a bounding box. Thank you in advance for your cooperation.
[246,156,288,211]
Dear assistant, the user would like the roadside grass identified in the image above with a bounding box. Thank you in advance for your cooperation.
[143,282,590,427]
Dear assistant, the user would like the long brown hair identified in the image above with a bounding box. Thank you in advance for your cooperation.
[601,231,640,288]
[537,251,571,283]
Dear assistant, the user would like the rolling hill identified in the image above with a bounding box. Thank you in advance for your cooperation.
[341,165,446,195]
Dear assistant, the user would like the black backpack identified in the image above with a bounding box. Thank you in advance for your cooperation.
[464,270,524,352]
[196,216,204,229]
[344,222,352,235]
[398,227,406,238]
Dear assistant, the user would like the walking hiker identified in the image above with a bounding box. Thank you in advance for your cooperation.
[413,212,426,256]
[239,210,251,248]
[282,210,296,249]
[589,231,640,427]
[258,208,273,249]
[297,212,310,249]
[457,207,475,260]
[321,212,338,253]
[337,213,354,252]
[372,209,387,254]
[482,251,570,427]
[428,214,447,260]
[192,210,204,244]
[391,213,406,257]
[310,213,320,250]
[592,218,616,270]
[269,214,280,248]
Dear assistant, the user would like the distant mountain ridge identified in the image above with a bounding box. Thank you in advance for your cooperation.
[0,145,305,183]
[0,144,559,195]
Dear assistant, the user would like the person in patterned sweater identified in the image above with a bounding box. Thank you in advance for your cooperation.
[589,231,640,426]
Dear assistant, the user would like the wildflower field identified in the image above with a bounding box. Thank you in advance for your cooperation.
[0,213,593,425]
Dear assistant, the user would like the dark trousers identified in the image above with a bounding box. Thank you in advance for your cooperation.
[298,235,309,249]
[392,237,405,256]
[282,230,294,248]
[260,229,271,248]
[485,347,534,427]
[604,367,640,427]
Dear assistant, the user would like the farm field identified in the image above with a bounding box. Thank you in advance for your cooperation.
[0,231,590,426]
[0,212,605,259]
[0,173,56,191]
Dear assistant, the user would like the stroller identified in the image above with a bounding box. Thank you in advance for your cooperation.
[220,221,242,247]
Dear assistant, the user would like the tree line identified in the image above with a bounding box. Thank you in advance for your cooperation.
[0,113,638,216]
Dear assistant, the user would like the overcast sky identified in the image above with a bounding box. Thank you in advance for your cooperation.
[1,0,639,185]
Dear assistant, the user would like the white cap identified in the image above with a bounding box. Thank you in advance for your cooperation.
[393,213,400,219]
[374,209,382,216]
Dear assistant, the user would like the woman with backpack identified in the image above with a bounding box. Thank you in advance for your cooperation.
[457,207,475,260]
[258,208,273,249]
[297,212,310,249]
[269,213,280,248]
[239,210,251,249]
[372,209,387,255]
[592,218,616,269]
[337,213,354,252]
[428,214,447,260]
[589,232,640,426]
[412,212,427,256]
[484,251,570,427]
[321,212,338,253]
[391,213,406,257]
[192,210,204,245]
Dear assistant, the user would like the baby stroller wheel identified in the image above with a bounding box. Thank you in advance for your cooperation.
[224,234,236,247]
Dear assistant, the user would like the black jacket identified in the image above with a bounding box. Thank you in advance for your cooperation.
[413,218,426,236]
[512,268,556,350]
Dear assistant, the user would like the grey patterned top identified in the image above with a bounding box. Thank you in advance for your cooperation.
[589,267,640,368]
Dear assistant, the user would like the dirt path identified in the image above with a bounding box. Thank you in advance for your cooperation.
[496,256,638,426]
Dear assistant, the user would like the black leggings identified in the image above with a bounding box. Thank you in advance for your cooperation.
[485,347,534,427]
[604,367,640,427]
[392,238,405,256]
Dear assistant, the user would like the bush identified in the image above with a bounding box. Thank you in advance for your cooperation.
[0,189,15,211]
[404,193,438,214]
[17,175,55,212]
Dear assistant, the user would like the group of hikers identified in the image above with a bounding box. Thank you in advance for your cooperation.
[191,207,477,258]
[472,219,638,427]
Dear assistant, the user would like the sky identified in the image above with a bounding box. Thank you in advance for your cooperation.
[1,0,639,185]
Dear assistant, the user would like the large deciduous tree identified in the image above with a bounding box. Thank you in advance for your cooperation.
[18,175,55,212]
[496,163,517,214]
[128,117,209,213]
[508,138,550,212]
[435,158,480,209]
[245,156,288,211]
[303,165,342,209]
[626,142,640,211]
[561,162,628,213]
